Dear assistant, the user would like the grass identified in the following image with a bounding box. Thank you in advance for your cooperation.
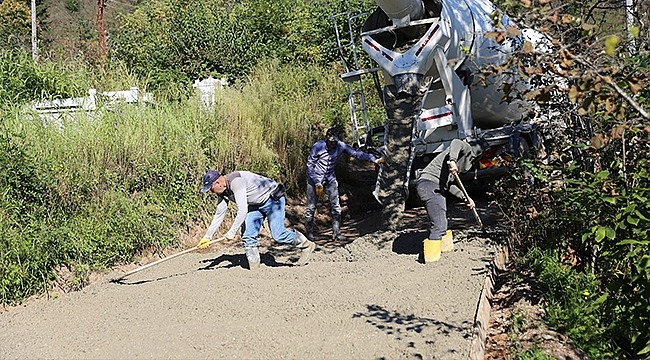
[0,56,348,304]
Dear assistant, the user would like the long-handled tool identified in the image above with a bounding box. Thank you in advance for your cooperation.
[452,173,484,229]
[112,236,225,281]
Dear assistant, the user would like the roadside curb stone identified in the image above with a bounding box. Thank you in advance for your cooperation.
[470,244,510,359]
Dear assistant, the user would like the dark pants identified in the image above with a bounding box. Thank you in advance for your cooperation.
[416,179,447,240]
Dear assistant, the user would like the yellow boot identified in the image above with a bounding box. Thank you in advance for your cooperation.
[441,230,454,252]
[423,239,442,263]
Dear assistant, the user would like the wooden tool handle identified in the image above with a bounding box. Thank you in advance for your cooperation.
[113,237,225,281]
[452,173,484,229]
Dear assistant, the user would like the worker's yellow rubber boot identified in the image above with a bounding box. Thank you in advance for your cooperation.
[423,239,442,263]
[441,230,454,252]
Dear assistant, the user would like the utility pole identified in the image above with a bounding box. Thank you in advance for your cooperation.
[96,0,107,65]
[31,0,37,61]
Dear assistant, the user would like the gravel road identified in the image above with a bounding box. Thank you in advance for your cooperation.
[1,197,499,360]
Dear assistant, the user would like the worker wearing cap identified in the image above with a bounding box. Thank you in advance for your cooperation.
[416,138,488,263]
[197,170,315,269]
[305,127,384,241]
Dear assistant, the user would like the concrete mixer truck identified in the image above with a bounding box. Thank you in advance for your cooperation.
[331,0,547,227]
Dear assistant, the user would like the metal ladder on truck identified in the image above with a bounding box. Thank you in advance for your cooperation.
[330,10,383,150]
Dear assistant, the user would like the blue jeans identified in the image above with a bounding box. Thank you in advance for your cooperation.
[305,179,341,219]
[415,179,448,240]
[241,196,295,247]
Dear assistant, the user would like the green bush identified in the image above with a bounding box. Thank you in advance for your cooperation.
[0,126,58,303]
[496,127,650,358]
[0,49,93,105]
[524,248,610,358]
[64,0,79,12]
[0,0,31,52]
[110,0,376,91]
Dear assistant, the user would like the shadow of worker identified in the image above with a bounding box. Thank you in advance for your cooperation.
[392,231,427,263]
[199,252,294,270]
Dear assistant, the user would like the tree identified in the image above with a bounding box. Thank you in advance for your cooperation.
[110,0,375,90]
[490,0,649,356]
[0,0,31,52]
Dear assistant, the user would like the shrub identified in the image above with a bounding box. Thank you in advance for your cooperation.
[0,49,91,105]
[110,0,376,91]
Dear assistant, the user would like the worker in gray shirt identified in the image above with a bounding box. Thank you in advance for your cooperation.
[416,138,488,263]
[197,170,315,269]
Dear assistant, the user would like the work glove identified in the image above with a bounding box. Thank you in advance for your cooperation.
[197,237,211,249]
[315,183,324,197]
[375,157,385,165]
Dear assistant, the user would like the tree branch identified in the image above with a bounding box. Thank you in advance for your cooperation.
[571,54,650,120]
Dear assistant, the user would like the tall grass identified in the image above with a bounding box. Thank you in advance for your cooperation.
[1,57,347,304]
[0,50,152,106]
[211,58,345,193]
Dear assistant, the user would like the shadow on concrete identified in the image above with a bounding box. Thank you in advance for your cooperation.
[110,271,190,285]
[353,304,472,358]
[353,304,472,335]
[200,253,294,270]
[392,231,425,255]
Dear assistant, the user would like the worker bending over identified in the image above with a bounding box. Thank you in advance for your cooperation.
[415,138,488,263]
[198,170,315,269]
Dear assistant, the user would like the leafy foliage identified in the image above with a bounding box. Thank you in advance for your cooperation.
[495,125,650,358]
[488,1,649,357]
[0,127,58,302]
[0,0,31,52]
[524,248,609,358]
[0,49,89,104]
[110,0,374,91]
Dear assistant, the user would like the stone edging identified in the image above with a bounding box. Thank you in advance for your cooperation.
[468,244,510,359]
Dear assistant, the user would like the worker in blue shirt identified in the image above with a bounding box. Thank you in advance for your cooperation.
[305,127,384,241]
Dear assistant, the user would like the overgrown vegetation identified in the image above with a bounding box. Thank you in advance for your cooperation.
[2,0,360,306]
[0,0,32,51]
[0,50,85,103]
[0,53,346,304]
[110,0,375,92]
[490,1,649,357]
